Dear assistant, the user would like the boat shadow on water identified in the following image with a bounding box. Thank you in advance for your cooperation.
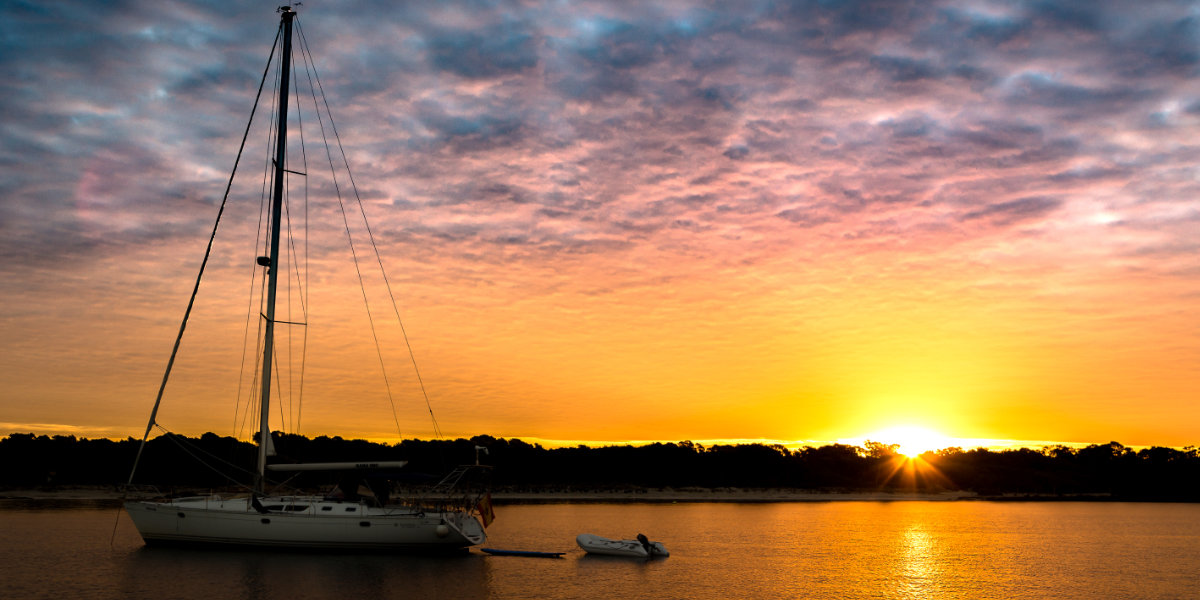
[119,545,492,598]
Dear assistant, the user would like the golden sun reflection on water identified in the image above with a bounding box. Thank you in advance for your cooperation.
[897,524,940,599]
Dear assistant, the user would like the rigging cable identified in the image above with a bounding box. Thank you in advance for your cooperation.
[157,425,259,490]
[283,49,311,436]
[298,20,443,440]
[295,20,406,440]
[128,25,282,486]
[235,32,282,442]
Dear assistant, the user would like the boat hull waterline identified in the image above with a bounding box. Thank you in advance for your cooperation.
[125,496,486,551]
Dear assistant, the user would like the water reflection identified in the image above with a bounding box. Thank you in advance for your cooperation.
[3,501,1198,599]
[896,523,940,599]
[119,546,492,599]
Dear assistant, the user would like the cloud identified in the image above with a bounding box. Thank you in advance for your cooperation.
[961,196,1063,225]
[425,22,539,79]
[1002,72,1153,116]
[723,145,749,160]
[1,0,1199,444]
[776,208,837,229]
[869,55,943,83]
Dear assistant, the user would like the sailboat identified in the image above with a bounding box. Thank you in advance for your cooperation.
[123,6,490,552]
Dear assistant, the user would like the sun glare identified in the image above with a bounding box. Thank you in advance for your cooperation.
[870,426,952,458]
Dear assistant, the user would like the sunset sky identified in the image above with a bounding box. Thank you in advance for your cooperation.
[1,0,1197,450]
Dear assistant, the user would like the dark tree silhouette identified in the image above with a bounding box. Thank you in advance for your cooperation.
[1,433,1197,500]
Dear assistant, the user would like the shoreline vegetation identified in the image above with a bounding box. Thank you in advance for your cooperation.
[2,486,1129,504]
[2,433,1197,502]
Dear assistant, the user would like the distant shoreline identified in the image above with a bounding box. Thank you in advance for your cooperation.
[490,488,980,503]
[0,486,1145,504]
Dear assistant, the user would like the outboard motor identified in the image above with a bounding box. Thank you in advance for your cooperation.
[637,533,652,555]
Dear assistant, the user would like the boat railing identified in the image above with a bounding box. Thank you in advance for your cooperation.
[119,483,163,499]
[389,464,492,514]
[390,488,486,513]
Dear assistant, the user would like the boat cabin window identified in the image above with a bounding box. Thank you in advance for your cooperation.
[321,506,333,511]
[345,507,356,512]
[260,504,309,512]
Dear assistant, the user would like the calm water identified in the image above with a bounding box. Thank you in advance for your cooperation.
[1,500,1198,599]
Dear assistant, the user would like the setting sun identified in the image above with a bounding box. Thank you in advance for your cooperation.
[868,426,953,458]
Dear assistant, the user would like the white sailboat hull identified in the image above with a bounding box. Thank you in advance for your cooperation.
[125,496,485,552]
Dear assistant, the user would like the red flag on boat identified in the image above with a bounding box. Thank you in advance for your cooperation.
[476,493,495,528]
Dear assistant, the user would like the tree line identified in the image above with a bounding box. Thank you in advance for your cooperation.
[1,432,1197,500]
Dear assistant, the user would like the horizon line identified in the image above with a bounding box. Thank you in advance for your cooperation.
[0,425,1173,453]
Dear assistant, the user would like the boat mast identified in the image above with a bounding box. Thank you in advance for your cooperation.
[256,5,296,494]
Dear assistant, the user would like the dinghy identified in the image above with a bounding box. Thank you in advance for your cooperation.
[576,533,669,558]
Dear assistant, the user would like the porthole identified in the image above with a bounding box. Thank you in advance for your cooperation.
[359,521,371,527]
[177,512,185,518]
[261,518,271,524]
